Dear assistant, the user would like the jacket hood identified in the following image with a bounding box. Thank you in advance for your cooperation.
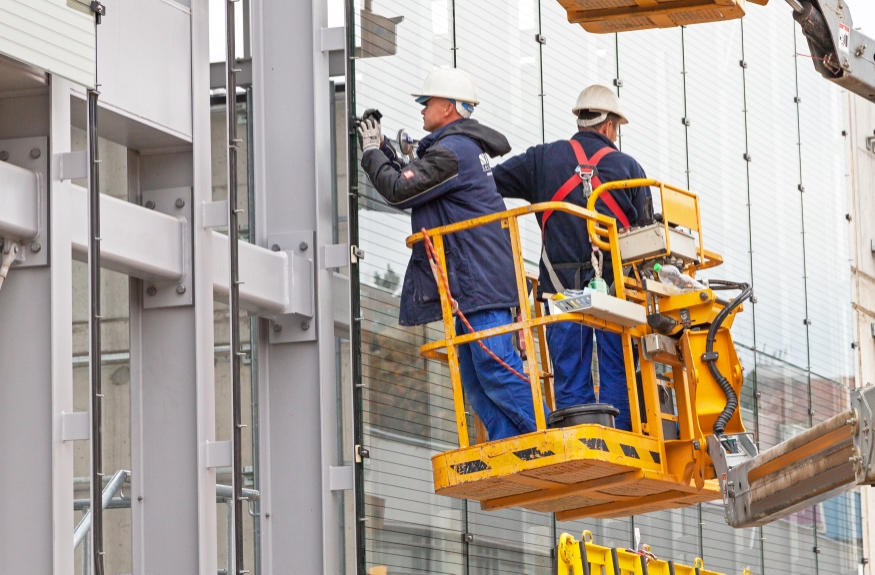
[418,119,512,158]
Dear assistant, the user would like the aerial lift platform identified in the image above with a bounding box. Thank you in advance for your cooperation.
[408,177,875,527]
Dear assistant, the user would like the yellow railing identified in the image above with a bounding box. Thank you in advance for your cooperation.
[587,178,711,268]
[406,201,638,448]
[558,530,735,575]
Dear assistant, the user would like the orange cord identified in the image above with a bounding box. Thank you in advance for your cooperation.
[421,228,530,384]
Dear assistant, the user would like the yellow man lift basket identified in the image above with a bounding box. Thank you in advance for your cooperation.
[557,530,739,575]
[555,0,769,34]
[408,179,750,521]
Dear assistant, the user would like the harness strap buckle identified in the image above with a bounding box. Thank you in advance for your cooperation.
[575,164,597,199]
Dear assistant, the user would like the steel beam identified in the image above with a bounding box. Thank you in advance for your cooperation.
[0,77,74,573]
[69,184,302,314]
[251,0,343,572]
[128,2,218,573]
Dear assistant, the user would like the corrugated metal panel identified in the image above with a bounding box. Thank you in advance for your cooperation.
[0,0,95,88]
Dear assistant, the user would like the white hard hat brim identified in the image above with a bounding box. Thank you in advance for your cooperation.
[572,107,629,125]
[411,92,480,106]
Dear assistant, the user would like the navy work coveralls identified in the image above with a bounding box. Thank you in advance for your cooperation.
[492,130,651,431]
[361,118,544,440]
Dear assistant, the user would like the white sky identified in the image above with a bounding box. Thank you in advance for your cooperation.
[850,1,875,35]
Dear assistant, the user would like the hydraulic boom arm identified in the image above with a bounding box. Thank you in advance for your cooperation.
[788,0,875,102]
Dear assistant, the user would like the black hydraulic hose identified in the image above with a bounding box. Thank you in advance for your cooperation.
[703,282,753,437]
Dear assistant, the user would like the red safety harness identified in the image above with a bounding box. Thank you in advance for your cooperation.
[540,139,631,237]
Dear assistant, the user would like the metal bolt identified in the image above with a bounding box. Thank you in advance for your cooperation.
[299,241,309,251]
[137,496,143,502]
[300,320,311,331]
[270,244,281,252]
[30,148,41,159]
[0,151,8,161]
[146,286,157,296]
[692,440,701,450]
[755,391,762,399]
[798,184,805,193]
[265,513,270,518]
[175,198,186,208]
[273,323,282,333]
[699,291,709,301]
[145,200,156,210]
[176,284,186,295]
[30,241,41,253]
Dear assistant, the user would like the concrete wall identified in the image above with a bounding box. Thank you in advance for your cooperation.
[846,92,875,574]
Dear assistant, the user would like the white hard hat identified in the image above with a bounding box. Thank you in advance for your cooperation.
[572,85,628,126]
[412,68,480,106]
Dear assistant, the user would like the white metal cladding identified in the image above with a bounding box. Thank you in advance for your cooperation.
[0,0,95,88]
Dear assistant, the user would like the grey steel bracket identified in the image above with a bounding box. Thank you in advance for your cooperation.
[320,243,350,269]
[707,432,758,525]
[329,466,354,491]
[141,187,193,308]
[268,230,316,344]
[851,385,875,484]
[1,137,48,268]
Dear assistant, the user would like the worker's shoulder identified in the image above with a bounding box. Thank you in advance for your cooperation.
[600,147,643,168]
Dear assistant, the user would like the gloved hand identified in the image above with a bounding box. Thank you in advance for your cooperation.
[357,118,382,153]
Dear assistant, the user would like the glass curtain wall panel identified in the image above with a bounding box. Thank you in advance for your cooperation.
[744,5,809,370]
[682,19,754,347]
[352,1,466,572]
[793,25,854,386]
[348,0,862,572]
[616,28,687,187]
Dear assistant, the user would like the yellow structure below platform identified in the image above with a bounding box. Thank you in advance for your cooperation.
[433,424,720,521]
[558,531,736,575]
[556,0,768,35]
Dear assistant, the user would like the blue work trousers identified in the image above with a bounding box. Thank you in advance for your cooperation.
[456,309,543,441]
[546,320,632,431]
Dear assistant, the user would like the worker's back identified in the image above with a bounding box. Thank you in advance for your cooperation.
[493,130,651,297]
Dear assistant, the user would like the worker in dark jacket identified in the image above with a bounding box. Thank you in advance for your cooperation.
[492,85,652,431]
[358,68,543,441]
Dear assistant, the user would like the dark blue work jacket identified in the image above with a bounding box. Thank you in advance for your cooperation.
[361,119,518,326]
[493,130,652,298]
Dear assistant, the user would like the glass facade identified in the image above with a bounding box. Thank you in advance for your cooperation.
[345,1,863,574]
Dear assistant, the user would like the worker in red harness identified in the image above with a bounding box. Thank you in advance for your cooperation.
[492,85,652,431]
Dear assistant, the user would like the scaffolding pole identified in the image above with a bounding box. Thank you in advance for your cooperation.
[225,0,245,572]
[86,86,104,575]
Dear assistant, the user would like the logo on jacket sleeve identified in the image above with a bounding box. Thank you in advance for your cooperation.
[402,170,415,179]
[479,153,492,174]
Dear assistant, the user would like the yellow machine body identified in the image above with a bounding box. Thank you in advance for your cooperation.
[408,179,747,520]
[556,0,769,35]
[557,531,731,575]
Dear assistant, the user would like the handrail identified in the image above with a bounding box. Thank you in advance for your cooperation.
[405,201,618,248]
[586,178,658,251]
[73,469,130,550]
[404,202,627,447]
[586,178,707,268]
